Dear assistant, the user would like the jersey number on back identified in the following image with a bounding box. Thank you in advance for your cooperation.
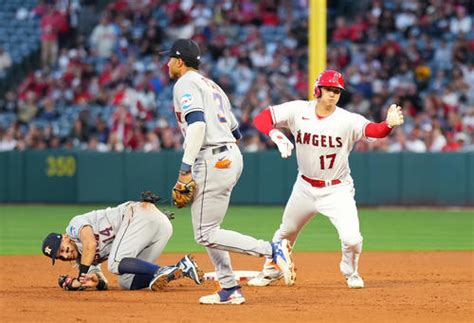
[319,153,336,170]
[213,92,227,123]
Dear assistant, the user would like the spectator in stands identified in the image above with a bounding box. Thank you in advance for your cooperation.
[442,132,462,152]
[17,91,39,124]
[139,24,164,57]
[450,5,472,34]
[110,103,135,149]
[455,132,474,152]
[69,119,90,149]
[425,127,447,152]
[91,117,110,145]
[0,47,12,76]
[143,130,161,152]
[3,0,473,154]
[387,128,407,153]
[90,14,117,62]
[406,126,427,153]
[40,5,61,70]
[87,135,109,152]
[0,91,18,113]
[0,127,17,151]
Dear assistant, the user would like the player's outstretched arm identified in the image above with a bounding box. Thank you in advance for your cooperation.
[364,104,404,138]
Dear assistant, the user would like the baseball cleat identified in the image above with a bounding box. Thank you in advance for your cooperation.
[149,266,183,291]
[199,286,245,305]
[247,260,283,286]
[176,254,204,285]
[271,239,296,286]
[346,273,364,289]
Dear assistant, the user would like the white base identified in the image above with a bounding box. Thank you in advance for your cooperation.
[204,270,260,282]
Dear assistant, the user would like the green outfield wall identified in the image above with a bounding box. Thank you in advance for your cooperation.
[0,151,473,206]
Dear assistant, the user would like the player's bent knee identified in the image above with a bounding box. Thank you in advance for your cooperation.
[341,235,363,248]
[194,235,210,246]
[118,275,133,290]
[108,260,120,274]
[194,230,216,247]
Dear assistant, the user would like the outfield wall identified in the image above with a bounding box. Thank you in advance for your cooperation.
[0,151,473,206]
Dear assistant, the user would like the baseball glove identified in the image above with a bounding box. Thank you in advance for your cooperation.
[58,275,84,291]
[172,180,197,208]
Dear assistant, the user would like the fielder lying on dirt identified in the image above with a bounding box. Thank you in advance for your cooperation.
[41,191,204,291]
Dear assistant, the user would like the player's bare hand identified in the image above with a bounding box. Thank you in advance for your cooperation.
[386,104,404,128]
[178,172,193,184]
[79,273,99,288]
[269,129,294,158]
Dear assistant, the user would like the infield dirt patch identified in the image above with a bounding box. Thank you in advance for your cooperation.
[0,251,472,322]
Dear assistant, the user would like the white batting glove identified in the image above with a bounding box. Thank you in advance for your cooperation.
[269,129,294,158]
[386,104,404,128]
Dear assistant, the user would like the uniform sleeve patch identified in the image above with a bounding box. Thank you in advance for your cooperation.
[180,93,194,110]
[68,226,76,237]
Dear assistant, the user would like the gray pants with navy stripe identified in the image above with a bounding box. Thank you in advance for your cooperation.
[191,143,273,288]
[108,203,173,289]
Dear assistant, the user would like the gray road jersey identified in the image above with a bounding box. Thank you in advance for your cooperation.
[65,201,131,265]
[173,71,239,148]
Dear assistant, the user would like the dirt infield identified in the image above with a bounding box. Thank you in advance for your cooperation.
[0,251,472,322]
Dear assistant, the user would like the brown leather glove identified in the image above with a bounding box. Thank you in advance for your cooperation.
[172,180,197,208]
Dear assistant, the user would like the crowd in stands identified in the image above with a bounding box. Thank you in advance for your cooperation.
[0,0,473,153]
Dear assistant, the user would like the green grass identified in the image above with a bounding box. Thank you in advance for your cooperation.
[0,205,472,255]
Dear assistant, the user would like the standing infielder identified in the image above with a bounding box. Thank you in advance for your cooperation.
[42,192,203,291]
[165,39,295,305]
[249,70,404,288]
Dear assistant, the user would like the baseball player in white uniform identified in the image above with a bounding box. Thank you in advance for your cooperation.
[42,192,203,291]
[249,70,404,288]
[166,39,295,305]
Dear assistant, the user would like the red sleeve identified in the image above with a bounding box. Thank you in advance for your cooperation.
[253,108,274,135]
[364,121,392,138]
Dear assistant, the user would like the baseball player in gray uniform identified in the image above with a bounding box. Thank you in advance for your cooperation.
[42,192,203,291]
[166,39,295,305]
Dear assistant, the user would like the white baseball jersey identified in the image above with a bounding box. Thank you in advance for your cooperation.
[270,100,371,181]
[66,202,131,265]
[173,70,239,148]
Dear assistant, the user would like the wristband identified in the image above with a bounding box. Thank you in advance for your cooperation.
[180,162,192,173]
[78,264,90,277]
[96,278,108,290]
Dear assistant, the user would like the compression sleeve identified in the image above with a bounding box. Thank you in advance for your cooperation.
[364,121,392,138]
[182,121,206,166]
[253,108,274,135]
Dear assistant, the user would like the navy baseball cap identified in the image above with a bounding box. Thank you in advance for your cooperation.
[42,232,62,265]
[165,39,201,69]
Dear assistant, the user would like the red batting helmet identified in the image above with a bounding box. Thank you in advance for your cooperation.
[313,70,345,97]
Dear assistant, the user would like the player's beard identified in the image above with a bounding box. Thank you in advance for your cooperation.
[168,65,180,80]
[169,70,177,79]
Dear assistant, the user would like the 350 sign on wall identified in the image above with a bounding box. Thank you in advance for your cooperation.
[46,155,76,177]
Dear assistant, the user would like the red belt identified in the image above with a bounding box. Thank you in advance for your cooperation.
[301,175,341,188]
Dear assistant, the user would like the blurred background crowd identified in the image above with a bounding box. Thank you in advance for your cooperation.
[0,0,472,153]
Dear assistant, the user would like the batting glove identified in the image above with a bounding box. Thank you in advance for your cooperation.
[269,129,294,159]
[386,104,404,128]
